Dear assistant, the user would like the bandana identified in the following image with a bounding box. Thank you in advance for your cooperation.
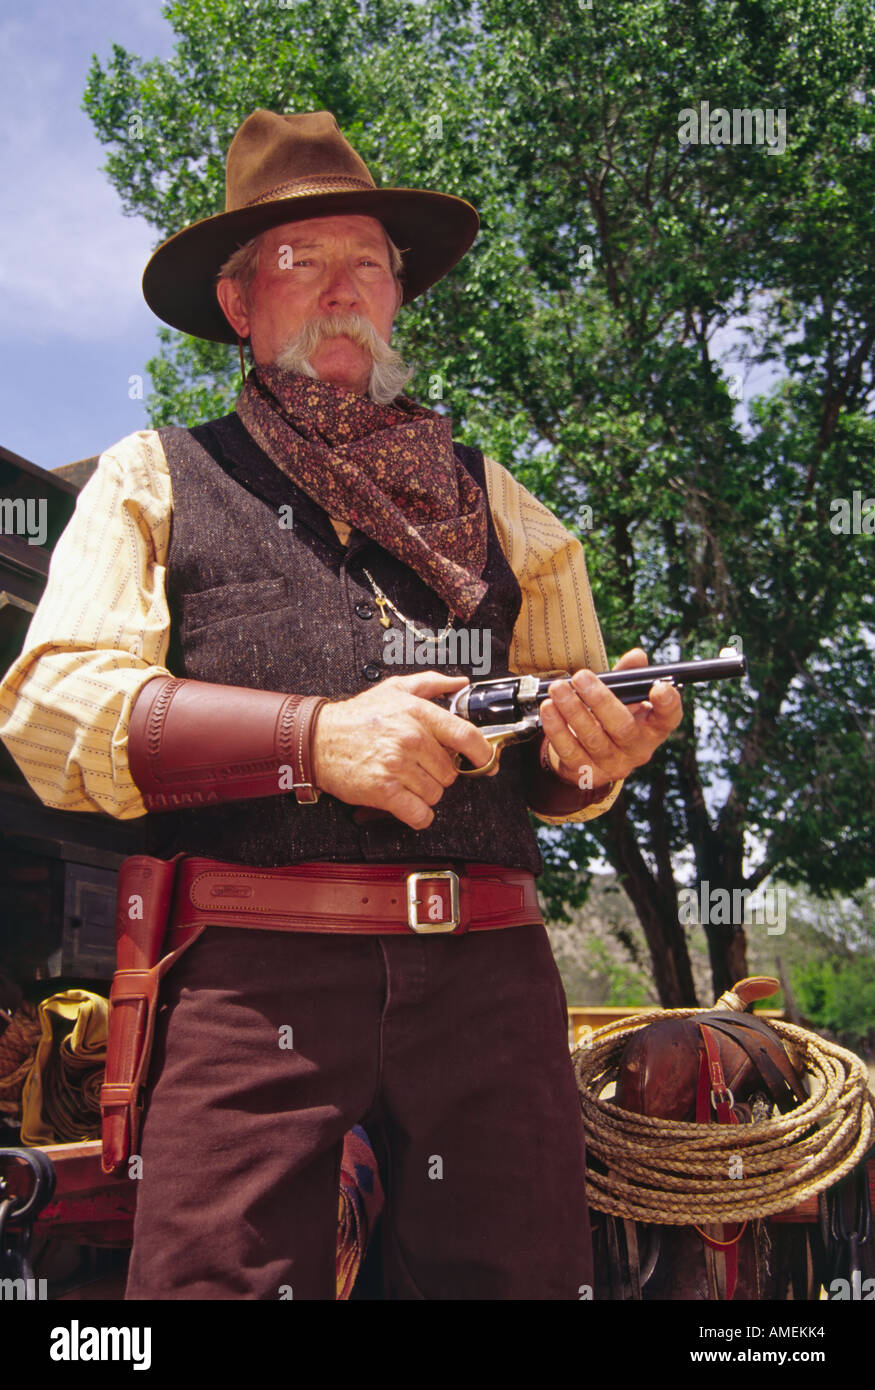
[236,368,489,620]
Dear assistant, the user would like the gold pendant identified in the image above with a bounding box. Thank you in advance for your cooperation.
[374,595,391,628]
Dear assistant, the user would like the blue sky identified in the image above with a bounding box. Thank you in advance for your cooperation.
[0,1,175,471]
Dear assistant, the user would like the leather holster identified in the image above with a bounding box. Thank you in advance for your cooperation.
[99,854,204,1175]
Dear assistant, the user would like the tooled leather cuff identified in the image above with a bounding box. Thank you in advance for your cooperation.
[128,676,327,811]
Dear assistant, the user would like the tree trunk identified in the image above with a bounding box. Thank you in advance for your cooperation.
[602,794,698,1006]
[702,917,749,1000]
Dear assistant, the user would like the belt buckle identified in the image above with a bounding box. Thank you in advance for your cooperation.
[406,870,461,934]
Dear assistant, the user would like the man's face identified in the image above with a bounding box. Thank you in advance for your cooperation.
[217,213,402,395]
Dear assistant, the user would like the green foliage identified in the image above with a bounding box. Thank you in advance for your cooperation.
[83,0,875,996]
[588,938,655,1008]
[791,955,875,1049]
[745,879,875,1050]
[547,875,661,1005]
[145,329,241,427]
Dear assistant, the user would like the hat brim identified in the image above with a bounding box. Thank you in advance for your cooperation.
[142,188,479,343]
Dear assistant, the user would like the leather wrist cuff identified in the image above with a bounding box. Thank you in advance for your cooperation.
[524,736,613,816]
[128,676,327,812]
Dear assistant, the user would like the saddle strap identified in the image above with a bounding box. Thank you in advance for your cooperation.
[696,1025,744,1299]
[605,1214,634,1300]
[623,1219,643,1301]
[697,1024,741,1125]
[699,1013,807,1111]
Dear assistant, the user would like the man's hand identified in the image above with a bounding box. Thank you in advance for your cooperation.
[311,672,498,830]
[538,648,683,792]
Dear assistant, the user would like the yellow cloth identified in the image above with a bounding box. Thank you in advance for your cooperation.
[20,990,109,1145]
[0,429,621,825]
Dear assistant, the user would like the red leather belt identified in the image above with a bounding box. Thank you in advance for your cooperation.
[165,857,543,946]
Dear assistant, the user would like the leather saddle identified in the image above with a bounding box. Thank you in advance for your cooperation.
[616,981,807,1124]
[592,977,826,1300]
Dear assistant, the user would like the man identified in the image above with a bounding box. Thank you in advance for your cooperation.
[0,110,682,1299]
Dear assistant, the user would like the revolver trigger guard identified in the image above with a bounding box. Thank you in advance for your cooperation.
[454,733,503,777]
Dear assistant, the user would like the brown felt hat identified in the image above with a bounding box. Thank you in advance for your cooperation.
[142,109,480,343]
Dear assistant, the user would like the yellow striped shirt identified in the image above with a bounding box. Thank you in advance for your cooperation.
[0,430,621,826]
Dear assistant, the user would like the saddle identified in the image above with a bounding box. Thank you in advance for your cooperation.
[589,976,873,1300]
[616,978,807,1123]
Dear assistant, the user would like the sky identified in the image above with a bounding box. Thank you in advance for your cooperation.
[0,1,176,471]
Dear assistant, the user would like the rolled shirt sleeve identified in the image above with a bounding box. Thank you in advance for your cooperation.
[0,430,174,818]
[483,455,623,824]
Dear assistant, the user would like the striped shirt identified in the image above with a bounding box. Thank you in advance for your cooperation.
[0,429,622,826]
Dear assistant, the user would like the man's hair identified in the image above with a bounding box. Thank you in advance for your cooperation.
[218,226,405,305]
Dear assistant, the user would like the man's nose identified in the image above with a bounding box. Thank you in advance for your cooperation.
[319,263,360,311]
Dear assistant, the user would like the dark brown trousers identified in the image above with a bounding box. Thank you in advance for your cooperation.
[124,921,592,1300]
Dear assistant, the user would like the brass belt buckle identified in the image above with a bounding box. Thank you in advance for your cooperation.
[406,870,461,933]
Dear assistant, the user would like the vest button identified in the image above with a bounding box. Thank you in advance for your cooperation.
[355,600,374,619]
[362,661,382,682]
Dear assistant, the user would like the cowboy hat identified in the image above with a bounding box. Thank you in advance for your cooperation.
[142,109,480,343]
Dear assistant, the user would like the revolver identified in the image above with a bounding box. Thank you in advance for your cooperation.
[449,649,747,775]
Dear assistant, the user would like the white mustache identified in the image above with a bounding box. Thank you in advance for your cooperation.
[274,313,414,404]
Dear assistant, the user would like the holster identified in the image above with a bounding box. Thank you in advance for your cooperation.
[99,854,205,1176]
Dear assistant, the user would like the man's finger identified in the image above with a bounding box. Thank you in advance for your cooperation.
[610,646,649,671]
[540,698,587,767]
[416,699,496,769]
[563,674,642,755]
[639,680,683,734]
[389,671,470,698]
[382,781,437,830]
[549,683,628,763]
[404,759,454,805]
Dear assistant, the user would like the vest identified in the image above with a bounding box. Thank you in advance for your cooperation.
[144,412,543,875]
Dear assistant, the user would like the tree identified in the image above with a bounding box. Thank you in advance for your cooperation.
[744,881,875,1049]
[84,0,875,1003]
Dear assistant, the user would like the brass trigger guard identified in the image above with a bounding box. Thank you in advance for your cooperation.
[453,729,513,776]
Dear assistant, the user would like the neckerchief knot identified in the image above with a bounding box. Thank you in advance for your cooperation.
[236,367,489,621]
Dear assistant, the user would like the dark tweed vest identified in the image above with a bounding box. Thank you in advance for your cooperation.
[144,412,543,874]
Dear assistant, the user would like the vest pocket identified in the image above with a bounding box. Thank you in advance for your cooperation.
[178,575,289,634]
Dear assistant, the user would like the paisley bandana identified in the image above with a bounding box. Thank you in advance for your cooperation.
[236,367,489,620]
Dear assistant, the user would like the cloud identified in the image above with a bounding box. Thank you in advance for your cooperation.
[0,3,172,342]
[1,157,158,341]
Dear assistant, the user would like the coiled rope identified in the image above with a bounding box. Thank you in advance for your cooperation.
[574,1010,874,1225]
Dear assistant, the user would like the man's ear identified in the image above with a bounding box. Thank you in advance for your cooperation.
[216,277,250,338]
